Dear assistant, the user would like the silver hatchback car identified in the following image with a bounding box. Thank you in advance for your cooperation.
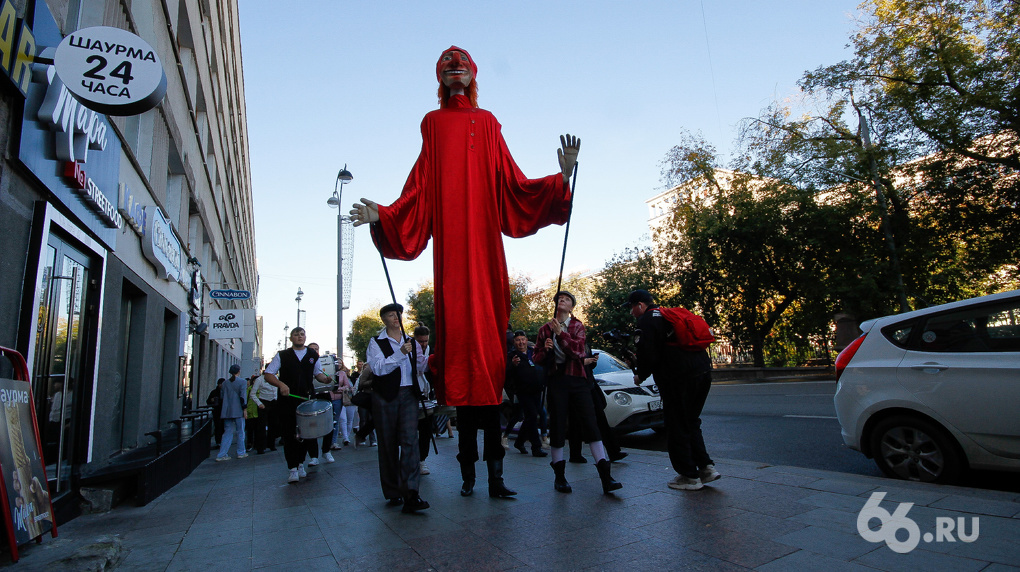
[833,289,1020,484]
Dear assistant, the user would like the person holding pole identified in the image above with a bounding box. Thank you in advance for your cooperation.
[534,291,622,495]
[366,303,429,513]
[350,46,579,498]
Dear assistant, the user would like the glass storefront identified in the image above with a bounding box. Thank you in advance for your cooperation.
[31,233,96,496]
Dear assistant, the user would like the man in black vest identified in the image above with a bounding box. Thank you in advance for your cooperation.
[366,303,429,513]
[264,327,335,484]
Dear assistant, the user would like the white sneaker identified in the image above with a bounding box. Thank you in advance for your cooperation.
[324,452,335,463]
[288,469,299,483]
[668,475,704,491]
[215,456,229,462]
[501,435,509,449]
[541,435,550,447]
[699,464,721,484]
[308,457,319,467]
[420,462,430,475]
[297,464,307,478]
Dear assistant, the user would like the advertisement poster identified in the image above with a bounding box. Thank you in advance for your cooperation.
[0,378,54,545]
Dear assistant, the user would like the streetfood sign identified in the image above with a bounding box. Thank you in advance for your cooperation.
[141,207,183,282]
[53,26,167,116]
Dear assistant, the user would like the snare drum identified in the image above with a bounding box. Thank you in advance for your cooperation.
[295,399,334,439]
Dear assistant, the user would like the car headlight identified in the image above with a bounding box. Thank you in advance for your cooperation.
[611,391,632,406]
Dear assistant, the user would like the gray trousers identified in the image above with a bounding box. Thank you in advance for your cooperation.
[371,386,420,499]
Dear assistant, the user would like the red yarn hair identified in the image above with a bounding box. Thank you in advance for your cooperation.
[438,80,479,109]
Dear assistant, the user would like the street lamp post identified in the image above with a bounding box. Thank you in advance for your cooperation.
[295,287,303,328]
[327,165,354,361]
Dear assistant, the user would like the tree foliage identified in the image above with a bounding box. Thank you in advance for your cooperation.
[406,281,436,335]
[647,0,1019,366]
[346,311,384,363]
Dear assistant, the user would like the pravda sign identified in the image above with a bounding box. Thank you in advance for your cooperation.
[53,26,167,116]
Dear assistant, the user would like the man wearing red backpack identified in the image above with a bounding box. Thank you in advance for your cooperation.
[626,289,721,491]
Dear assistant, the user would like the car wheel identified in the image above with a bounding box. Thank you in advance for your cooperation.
[869,415,964,484]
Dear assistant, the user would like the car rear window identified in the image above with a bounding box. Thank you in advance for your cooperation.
[916,298,1020,353]
[882,321,915,348]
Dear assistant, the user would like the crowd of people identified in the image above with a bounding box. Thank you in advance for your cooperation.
[207,285,719,515]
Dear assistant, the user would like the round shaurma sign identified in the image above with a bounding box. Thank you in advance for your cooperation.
[54,26,167,116]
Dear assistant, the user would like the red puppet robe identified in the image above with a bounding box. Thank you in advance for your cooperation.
[371,94,570,406]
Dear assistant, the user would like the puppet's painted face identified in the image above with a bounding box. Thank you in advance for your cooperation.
[439,50,473,89]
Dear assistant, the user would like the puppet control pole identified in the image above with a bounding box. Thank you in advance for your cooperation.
[376,245,440,454]
[553,161,580,316]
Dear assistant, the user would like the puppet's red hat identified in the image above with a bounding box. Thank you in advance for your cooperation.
[436,46,477,83]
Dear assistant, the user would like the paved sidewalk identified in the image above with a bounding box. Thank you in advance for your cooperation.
[6,436,1020,571]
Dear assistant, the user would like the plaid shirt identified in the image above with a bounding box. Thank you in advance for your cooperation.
[534,316,588,378]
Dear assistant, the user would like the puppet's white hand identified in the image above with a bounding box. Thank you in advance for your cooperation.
[349,198,380,227]
[558,133,581,184]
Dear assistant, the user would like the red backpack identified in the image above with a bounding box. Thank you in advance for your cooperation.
[656,307,715,351]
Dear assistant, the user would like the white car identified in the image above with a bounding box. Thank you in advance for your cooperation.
[833,289,1020,484]
[591,349,664,434]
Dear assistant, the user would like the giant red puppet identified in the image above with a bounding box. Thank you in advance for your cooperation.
[351,46,579,497]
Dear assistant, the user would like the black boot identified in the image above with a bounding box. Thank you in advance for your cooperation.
[460,460,476,497]
[401,491,430,513]
[551,460,572,493]
[596,459,622,494]
[487,460,517,498]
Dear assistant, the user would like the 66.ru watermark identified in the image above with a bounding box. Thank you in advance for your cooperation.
[857,492,979,553]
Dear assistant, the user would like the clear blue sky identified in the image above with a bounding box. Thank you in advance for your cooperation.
[239,0,864,360]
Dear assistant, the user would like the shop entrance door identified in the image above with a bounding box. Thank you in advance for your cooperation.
[31,234,96,496]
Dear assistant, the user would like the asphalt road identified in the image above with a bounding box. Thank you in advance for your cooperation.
[616,379,1020,493]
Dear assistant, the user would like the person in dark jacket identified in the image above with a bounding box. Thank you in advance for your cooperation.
[627,289,719,491]
[505,331,547,457]
[206,378,225,445]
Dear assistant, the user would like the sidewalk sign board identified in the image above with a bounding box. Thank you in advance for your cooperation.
[0,347,57,562]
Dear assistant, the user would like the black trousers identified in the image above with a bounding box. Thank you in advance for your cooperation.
[568,386,619,457]
[513,391,543,449]
[372,387,420,499]
[278,395,318,469]
[658,370,714,477]
[501,396,523,437]
[418,417,433,461]
[456,405,504,464]
[547,374,600,449]
[253,399,278,452]
[212,414,224,445]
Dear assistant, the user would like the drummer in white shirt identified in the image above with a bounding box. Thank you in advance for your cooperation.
[264,327,335,484]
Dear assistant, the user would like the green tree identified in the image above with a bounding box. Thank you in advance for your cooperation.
[406,281,436,334]
[846,0,1020,171]
[658,131,855,367]
[347,311,384,362]
[587,247,661,341]
[796,0,1020,299]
